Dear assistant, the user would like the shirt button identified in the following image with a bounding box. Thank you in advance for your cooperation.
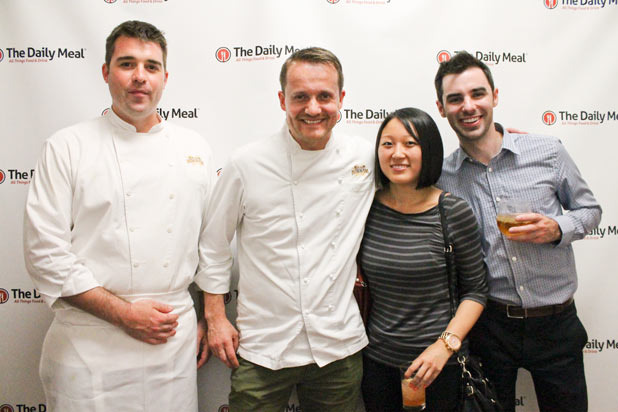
[488,167,493,172]
[511,256,517,262]
[496,196,501,202]
[519,285,524,291]
[169,193,175,199]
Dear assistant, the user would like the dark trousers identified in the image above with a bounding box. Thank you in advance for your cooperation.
[468,301,588,412]
[361,354,461,412]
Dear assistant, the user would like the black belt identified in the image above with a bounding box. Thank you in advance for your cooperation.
[487,298,574,319]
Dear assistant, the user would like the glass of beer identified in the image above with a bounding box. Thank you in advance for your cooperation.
[400,364,426,411]
[496,199,532,237]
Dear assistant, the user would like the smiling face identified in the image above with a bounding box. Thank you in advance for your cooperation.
[377,118,423,188]
[102,35,168,132]
[278,61,344,150]
[436,67,499,146]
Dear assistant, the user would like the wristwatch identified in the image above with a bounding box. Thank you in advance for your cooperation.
[439,331,462,353]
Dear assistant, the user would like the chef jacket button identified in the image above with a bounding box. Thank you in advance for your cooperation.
[299,212,304,219]
[129,227,135,232]
[303,278,309,284]
[168,163,174,167]
[163,262,169,268]
[293,180,298,185]
[336,209,342,216]
[328,305,334,311]
[133,263,139,268]
[167,227,173,233]
[169,193,175,199]
[300,244,305,250]
[126,192,132,197]
[330,241,336,248]
[338,177,343,184]
[329,274,335,280]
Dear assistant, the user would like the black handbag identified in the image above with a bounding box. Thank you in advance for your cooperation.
[353,255,371,325]
[438,192,503,412]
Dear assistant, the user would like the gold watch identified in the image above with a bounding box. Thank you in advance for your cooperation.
[439,331,462,353]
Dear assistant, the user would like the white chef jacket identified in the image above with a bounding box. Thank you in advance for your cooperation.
[195,125,374,369]
[23,110,214,412]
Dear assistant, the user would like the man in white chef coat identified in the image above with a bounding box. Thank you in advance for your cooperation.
[196,47,374,411]
[23,20,213,411]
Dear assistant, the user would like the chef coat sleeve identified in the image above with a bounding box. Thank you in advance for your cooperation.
[23,136,100,308]
[195,159,244,294]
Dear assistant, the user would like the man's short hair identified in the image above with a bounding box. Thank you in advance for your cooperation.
[374,107,444,190]
[105,20,168,69]
[279,47,344,93]
[434,51,494,103]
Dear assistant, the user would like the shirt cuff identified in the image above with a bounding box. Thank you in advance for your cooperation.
[553,215,575,247]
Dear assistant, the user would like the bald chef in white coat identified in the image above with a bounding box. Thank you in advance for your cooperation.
[23,21,213,411]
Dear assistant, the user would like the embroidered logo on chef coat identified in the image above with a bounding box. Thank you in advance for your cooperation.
[186,156,204,166]
[351,164,368,177]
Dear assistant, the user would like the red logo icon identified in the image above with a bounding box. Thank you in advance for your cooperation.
[0,289,9,304]
[0,169,5,184]
[326,0,340,3]
[215,47,231,63]
[103,0,117,3]
[0,49,4,62]
[544,0,558,9]
[542,111,557,125]
[437,50,451,63]
[337,110,342,123]
[101,108,110,116]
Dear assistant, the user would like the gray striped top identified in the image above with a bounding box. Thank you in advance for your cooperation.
[360,195,487,367]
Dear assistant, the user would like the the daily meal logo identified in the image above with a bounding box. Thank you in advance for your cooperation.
[215,44,300,63]
[586,225,618,239]
[543,109,618,126]
[0,404,45,412]
[156,107,199,120]
[584,338,618,353]
[0,48,4,62]
[0,168,34,185]
[2,46,86,63]
[4,288,44,304]
[343,108,394,125]
[326,0,340,3]
[0,288,9,304]
[437,50,451,63]
[545,0,618,9]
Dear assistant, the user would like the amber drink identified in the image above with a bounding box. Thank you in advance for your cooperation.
[496,199,532,237]
[400,364,426,411]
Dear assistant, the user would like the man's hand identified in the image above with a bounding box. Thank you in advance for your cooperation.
[196,318,210,369]
[506,213,562,244]
[207,316,240,368]
[121,299,179,345]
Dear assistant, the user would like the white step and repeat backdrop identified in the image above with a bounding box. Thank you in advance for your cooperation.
[1,1,617,411]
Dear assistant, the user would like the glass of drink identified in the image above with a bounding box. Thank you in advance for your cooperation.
[496,199,532,237]
[400,363,426,411]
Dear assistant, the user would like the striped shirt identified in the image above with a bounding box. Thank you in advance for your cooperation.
[438,125,602,308]
[360,195,487,368]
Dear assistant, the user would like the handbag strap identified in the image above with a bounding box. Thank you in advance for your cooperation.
[437,191,457,319]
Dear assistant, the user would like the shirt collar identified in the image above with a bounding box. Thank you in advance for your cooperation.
[453,122,519,170]
[105,108,165,134]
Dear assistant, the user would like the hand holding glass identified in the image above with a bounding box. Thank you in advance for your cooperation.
[400,363,426,411]
[496,199,532,236]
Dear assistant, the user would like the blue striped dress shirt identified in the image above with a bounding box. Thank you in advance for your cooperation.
[438,124,601,308]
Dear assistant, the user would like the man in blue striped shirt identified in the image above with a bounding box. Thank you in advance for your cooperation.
[435,51,601,412]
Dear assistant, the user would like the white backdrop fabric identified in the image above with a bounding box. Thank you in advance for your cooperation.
[1,1,617,411]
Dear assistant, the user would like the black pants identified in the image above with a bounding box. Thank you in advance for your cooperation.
[468,301,588,412]
[361,354,461,412]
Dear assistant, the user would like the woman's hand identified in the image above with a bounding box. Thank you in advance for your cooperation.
[405,340,452,389]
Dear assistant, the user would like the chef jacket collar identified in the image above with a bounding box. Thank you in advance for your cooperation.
[106,107,165,134]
